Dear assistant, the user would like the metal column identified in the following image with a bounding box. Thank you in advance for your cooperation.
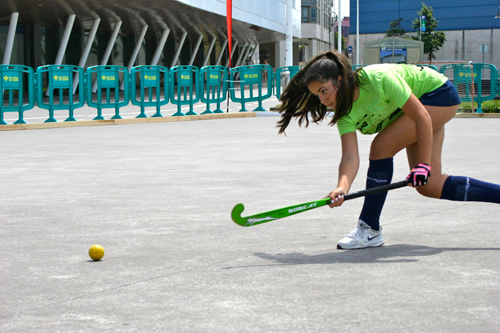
[46,14,75,96]
[356,0,359,65]
[54,14,76,65]
[286,0,293,66]
[170,30,187,67]
[151,28,170,65]
[2,12,19,65]
[337,0,342,54]
[248,43,257,63]
[225,39,238,67]
[240,43,253,66]
[235,41,248,67]
[216,39,228,66]
[73,14,100,94]
[101,20,122,66]
[121,24,148,90]
[188,34,204,66]
[202,36,216,67]
[93,19,122,92]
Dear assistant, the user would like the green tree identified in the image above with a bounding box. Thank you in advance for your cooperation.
[333,32,348,56]
[409,3,446,63]
[386,18,406,37]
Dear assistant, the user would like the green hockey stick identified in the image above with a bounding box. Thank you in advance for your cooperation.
[231,180,408,227]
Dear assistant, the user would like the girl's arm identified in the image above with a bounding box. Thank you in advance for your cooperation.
[327,131,360,207]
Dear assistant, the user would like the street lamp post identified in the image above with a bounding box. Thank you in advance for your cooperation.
[329,11,338,50]
[337,0,342,54]
[356,0,359,64]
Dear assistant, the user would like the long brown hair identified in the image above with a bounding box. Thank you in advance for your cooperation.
[277,51,360,134]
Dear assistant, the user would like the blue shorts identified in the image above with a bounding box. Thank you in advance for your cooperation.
[419,80,461,107]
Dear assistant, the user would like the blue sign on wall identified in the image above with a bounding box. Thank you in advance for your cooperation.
[380,47,407,64]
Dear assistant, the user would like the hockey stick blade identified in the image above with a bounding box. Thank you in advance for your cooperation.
[231,180,408,227]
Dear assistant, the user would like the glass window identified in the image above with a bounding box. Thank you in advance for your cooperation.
[302,7,310,22]
[311,6,316,22]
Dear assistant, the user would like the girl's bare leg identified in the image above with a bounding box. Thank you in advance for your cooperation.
[368,104,458,198]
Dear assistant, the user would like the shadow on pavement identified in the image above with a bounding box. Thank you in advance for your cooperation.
[224,244,500,268]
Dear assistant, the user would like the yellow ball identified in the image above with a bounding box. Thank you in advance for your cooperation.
[89,244,105,261]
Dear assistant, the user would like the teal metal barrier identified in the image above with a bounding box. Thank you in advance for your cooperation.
[6,62,500,124]
[498,69,500,100]
[416,64,438,71]
[36,65,85,122]
[440,63,498,113]
[352,65,363,71]
[199,65,227,114]
[229,64,272,111]
[130,65,169,118]
[271,71,276,98]
[472,63,498,113]
[275,65,304,100]
[86,65,129,120]
[169,66,200,116]
[0,65,35,124]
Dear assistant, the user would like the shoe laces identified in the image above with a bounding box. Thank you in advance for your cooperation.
[346,226,363,238]
[346,221,371,238]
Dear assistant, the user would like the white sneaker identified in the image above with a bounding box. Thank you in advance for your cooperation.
[337,220,384,250]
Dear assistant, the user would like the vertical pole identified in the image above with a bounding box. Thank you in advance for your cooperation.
[286,0,293,66]
[189,34,204,66]
[356,0,359,65]
[469,61,475,113]
[392,37,395,63]
[2,12,19,65]
[73,16,100,94]
[151,28,170,65]
[337,0,342,54]
[216,39,228,65]
[170,30,187,67]
[202,36,216,67]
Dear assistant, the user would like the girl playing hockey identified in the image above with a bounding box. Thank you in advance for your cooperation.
[278,51,500,249]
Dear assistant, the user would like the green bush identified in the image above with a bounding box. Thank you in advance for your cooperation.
[459,100,500,113]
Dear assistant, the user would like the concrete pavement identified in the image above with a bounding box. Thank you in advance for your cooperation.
[1,104,500,332]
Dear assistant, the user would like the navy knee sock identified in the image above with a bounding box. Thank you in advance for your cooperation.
[359,158,394,231]
[441,176,500,203]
